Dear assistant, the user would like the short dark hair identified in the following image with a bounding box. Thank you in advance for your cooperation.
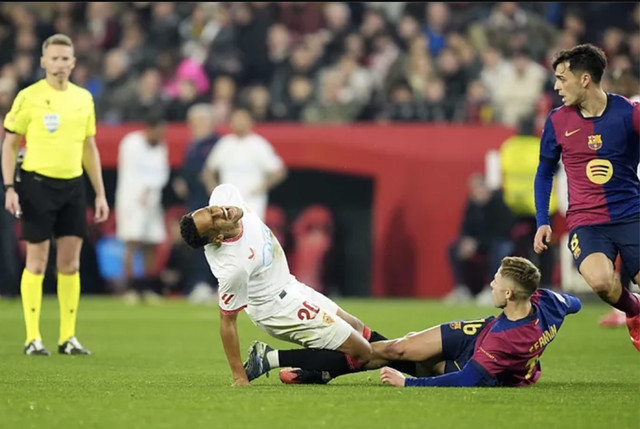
[552,44,607,83]
[179,214,209,249]
[144,107,167,127]
[500,257,541,299]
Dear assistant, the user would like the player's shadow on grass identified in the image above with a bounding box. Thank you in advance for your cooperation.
[536,381,635,389]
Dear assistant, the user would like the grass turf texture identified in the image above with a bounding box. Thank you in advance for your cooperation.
[0,297,638,429]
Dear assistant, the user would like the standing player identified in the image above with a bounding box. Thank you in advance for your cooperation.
[179,184,383,386]
[533,44,640,351]
[115,110,169,303]
[256,257,581,387]
[2,34,109,355]
[200,109,287,221]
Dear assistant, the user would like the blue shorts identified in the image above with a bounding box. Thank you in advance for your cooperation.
[440,316,495,374]
[568,214,640,282]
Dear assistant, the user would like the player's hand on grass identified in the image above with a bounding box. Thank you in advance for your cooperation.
[380,367,405,387]
[94,195,109,223]
[232,377,251,387]
[534,225,552,254]
[4,187,21,218]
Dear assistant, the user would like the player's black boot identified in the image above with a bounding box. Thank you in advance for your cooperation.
[58,337,91,355]
[24,339,51,356]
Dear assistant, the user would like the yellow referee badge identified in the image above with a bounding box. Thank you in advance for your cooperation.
[43,113,60,133]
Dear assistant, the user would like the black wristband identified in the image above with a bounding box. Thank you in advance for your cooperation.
[3,184,14,191]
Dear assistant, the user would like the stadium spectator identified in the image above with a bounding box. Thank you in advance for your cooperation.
[494,48,547,127]
[201,109,287,221]
[115,109,169,305]
[120,67,166,122]
[533,44,640,351]
[2,33,109,355]
[96,48,137,123]
[446,173,514,304]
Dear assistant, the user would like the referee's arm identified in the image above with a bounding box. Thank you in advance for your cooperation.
[1,131,23,217]
[82,135,109,222]
[1,130,22,184]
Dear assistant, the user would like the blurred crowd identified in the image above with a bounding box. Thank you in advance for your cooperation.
[0,2,638,301]
[0,2,638,131]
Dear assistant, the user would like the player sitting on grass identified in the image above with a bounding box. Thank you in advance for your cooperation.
[179,184,412,386]
[248,256,582,387]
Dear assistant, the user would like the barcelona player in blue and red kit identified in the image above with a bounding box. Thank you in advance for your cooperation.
[377,257,580,387]
[533,44,640,351]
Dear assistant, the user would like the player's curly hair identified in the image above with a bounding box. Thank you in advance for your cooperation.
[552,43,607,83]
[499,256,541,299]
[179,214,209,249]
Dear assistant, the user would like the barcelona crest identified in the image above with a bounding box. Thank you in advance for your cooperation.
[587,134,602,150]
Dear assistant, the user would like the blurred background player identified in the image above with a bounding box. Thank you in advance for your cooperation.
[446,172,514,304]
[533,44,640,351]
[200,108,287,221]
[171,103,220,303]
[1,33,109,355]
[115,109,169,304]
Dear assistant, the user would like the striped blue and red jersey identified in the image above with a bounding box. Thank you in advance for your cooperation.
[468,289,581,386]
[535,93,640,231]
[404,289,581,387]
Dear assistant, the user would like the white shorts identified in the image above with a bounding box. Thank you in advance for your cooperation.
[250,284,354,351]
[116,204,166,244]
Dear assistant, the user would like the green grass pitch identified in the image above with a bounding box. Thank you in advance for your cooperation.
[1,296,638,429]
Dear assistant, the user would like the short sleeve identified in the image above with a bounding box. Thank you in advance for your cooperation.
[255,136,284,173]
[4,90,29,135]
[204,136,226,171]
[85,95,96,138]
[539,114,561,163]
[213,262,249,315]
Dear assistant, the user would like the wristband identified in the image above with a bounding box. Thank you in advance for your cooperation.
[3,184,14,191]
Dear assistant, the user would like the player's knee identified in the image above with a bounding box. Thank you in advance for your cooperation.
[337,308,365,333]
[57,260,79,275]
[352,341,373,363]
[585,272,615,295]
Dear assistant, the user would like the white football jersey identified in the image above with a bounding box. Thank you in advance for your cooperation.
[204,184,296,320]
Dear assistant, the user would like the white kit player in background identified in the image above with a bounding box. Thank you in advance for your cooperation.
[115,114,169,302]
[179,184,372,386]
[200,109,287,221]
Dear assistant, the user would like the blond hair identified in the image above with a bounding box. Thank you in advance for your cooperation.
[499,256,541,299]
[42,34,74,55]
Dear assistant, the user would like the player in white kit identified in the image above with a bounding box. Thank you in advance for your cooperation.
[179,184,375,385]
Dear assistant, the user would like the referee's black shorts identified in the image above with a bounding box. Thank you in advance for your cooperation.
[16,169,86,242]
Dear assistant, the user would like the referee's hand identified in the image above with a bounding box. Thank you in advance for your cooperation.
[4,187,21,219]
[94,195,109,223]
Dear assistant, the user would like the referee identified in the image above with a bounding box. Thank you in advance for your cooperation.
[1,34,109,356]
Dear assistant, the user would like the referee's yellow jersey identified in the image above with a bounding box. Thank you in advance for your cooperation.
[3,79,96,179]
